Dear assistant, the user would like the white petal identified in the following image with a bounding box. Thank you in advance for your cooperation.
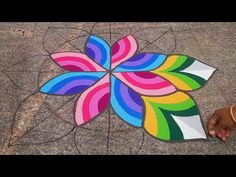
[171,114,207,139]
[181,60,216,80]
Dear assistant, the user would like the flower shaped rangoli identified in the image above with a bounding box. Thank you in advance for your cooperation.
[39,35,216,141]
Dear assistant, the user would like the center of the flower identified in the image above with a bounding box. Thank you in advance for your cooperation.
[108,69,113,75]
[106,64,118,75]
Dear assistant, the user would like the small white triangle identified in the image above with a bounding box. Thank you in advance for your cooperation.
[171,114,207,139]
[181,60,216,80]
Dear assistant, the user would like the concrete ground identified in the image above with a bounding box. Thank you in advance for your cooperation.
[0,22,235,155]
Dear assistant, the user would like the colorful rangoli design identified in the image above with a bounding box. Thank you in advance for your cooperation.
[39,35,216,141]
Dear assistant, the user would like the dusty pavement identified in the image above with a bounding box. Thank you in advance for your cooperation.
[0,22,236,155]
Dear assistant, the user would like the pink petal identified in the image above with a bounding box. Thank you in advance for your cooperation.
[112,72,176,96]
[111,35,138,69]
[51,52,105,72]
[75,74,110,126]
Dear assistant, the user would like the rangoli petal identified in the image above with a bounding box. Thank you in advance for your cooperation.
[112,72,176,96]
[142,91,207,141]
[75,74,110,126]
[113,53,166,72]
[111,76,143,127]
[85,35,110,70]
[111,35,138,69]
[39,72,106,95]
[151,55,216,91]
[51,52,105,72]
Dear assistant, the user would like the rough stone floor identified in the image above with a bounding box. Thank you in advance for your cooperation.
[0,22,235,154]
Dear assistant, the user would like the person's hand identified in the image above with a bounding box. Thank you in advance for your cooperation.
[208,107,236,141]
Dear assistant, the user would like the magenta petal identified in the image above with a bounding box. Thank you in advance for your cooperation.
[112,72,176,96]
[74,74,110,126]
[51,52,105,72]
[111,35,138,69]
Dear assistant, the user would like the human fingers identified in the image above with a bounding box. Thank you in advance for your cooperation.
[208,114,219,137]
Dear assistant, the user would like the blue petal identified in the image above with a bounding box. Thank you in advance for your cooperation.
[114,53,166,72]
[110,76,143,127]
[39,72,106,95]
[85,35,110,70]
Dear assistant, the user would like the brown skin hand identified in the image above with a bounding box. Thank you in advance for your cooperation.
[208,107,236,141]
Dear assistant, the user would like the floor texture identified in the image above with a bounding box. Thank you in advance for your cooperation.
[0,22,236,154]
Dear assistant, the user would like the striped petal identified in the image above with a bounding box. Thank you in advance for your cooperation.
[39,72,106,95]
[51,52,105,72]
[112,72,176,96]
[111,35,138,69]
[142,91,207,141]
[85,35,110,70]
[151,55,216,91]
[75,74,110,126]
[111,76,143,127]
[114,53,166,72]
